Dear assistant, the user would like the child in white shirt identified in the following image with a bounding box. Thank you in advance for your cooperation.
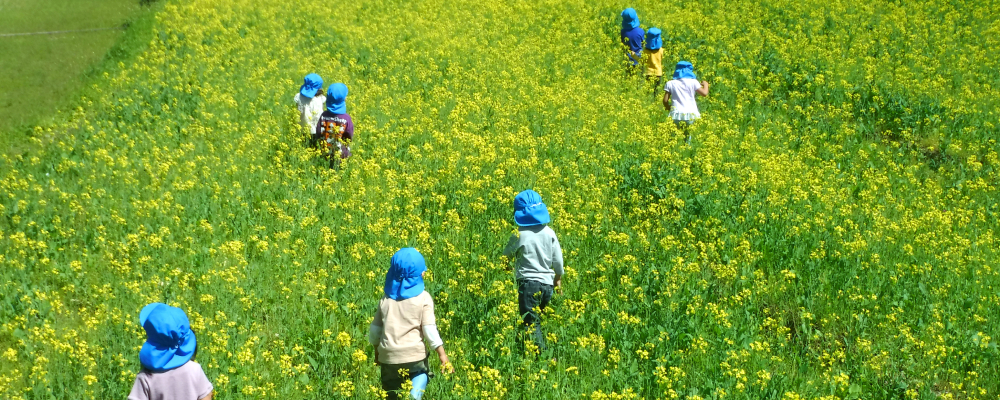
[294,73,326,140]
[663,61,710,143]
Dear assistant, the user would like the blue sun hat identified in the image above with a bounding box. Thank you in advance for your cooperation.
[513,189,551,227]
[621,8,640,29]
[326,83,348,114]
[673,61,697,79]
[645,28,662,50]
[138,303,197,372]
[299,73,324,98]
[384,248,427,300]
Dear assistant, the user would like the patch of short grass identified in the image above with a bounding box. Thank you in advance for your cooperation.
[0,0,156,153]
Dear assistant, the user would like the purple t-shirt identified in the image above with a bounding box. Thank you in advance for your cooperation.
[315,111,355,158]
[620,27,645,64]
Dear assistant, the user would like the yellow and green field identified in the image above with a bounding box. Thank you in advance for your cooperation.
[1,0,998,399]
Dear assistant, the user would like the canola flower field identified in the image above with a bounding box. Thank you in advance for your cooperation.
[1,0,999,398]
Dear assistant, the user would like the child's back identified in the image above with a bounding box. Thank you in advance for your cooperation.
[128,303,213,400]
[504,224,563,285]
[643,28,664,78]
[620,8,644,66]
[128,361,213,400]
[663,61,708,122]
[295,93,326,129]
[502,190,564,353]
[664,78,702,120]
[315,83,354,161]
[295,73,326,132]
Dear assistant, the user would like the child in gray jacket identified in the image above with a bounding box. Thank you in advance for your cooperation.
[503,189,564,352]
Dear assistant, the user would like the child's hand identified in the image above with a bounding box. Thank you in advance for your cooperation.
[553,276,563,295]
[440,358,455,374]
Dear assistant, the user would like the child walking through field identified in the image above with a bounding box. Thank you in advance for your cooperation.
[643,28,664,94]
[662,61,709,143]
[620,8,644,69]
[128,303,213,400]
[294,73,326,139]
[369,248,454,400]
[502,189,564,353]
[314,83,355,168]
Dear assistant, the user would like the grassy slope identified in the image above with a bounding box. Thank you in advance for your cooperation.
[0,0,150,151]
[0,0,998,399]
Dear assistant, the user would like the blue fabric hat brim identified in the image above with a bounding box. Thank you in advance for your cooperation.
[646,28,663,50]
[139,330,196,372]
[300,73,323,98]
[327,102,347,114]
[621,8,640,29]
[138,303,197,372]
[514,202,550,226]
[326,83,348,114]
[673,61,697,79]
[513,189,551,227]
[384,248,427,300]
[300,85,316,98]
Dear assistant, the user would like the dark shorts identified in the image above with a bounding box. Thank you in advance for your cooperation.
[380,358,432,400]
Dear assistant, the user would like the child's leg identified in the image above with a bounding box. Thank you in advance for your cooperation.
[674,119,694,144]
[518,280,546,351]
[531,284,554,351]
[381,364,406,400]
[409,373,429,400]
[517,280,539,326]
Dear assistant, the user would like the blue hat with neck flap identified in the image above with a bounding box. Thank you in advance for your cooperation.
[384,248,427,300]
[326,83,348,114]
[138,303,197,372]
[513,189,551,227]
[621,8,640,29]
[645,28,662,50]
[673,61,697,79]
[300,73,323,98]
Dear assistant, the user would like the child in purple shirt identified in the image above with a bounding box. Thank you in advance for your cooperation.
[314,82,355,168]
[620,8,645,68]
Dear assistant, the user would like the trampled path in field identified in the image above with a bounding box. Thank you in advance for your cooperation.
[1,0,998,398]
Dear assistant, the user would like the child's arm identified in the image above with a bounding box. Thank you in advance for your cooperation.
[501,234,519,270]
[435,345,454,373]
[368,311,384,363]
[697,81,710,97]
[422,298,454,373]
[343,118,355,143]
[422,325,454,373]
[552,235,565,293]
[662,91,672,111]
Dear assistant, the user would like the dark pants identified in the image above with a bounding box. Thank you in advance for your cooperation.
[380,358,432,400]
[647,75,662,100]
[518,279,553,352]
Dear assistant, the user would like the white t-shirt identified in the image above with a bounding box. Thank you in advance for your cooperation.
[664,78,702,120]
[294,93,327,132]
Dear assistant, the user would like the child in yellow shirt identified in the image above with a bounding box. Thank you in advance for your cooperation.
[643,28,664,95]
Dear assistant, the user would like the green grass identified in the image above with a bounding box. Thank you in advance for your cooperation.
[0,0,153,153]
[0,0,998,398]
